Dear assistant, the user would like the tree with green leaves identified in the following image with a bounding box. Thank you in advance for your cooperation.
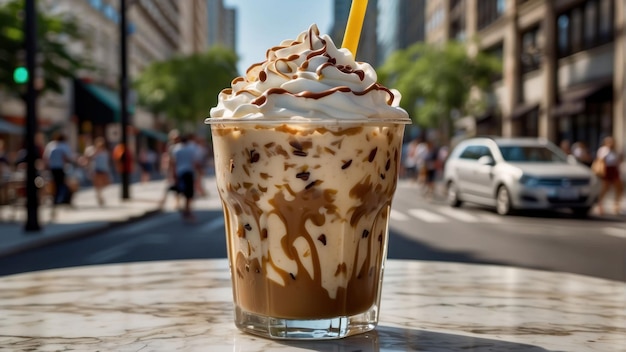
[134,47,239,129]
[378,41,501,136]
[0,0,89,95]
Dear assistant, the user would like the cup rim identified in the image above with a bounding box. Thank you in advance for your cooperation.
[204,116,412,125]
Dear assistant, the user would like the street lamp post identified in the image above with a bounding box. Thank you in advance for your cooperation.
[119,0,130,200]
[24,0,40,232]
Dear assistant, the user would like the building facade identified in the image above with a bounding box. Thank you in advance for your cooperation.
[207,0,236,50]
[330,0,379,66]
[0,0,209,151]
[425,0,625,153]
[378,0,426,66]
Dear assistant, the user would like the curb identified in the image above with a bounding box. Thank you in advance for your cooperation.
[0,208,163,258]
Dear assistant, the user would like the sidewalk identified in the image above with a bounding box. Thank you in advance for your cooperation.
[0,179,170,257]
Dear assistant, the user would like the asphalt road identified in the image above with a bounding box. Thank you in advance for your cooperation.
[0,180,624,281]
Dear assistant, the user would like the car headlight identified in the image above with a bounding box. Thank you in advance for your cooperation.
[519,175,539,186]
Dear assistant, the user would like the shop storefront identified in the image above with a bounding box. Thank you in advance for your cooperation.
[552,79,613,154]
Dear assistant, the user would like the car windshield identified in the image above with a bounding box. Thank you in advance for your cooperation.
[499,145,567,162]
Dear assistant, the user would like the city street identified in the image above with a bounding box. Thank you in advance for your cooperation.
[0,178,624,281]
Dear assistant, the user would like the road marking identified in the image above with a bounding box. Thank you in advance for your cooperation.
[603,227,626,239]
[390,209,409,221]
[476,213,504,224]
[408,209,447,223]
[435,206,479,222]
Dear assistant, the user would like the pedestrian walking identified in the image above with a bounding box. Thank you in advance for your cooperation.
[421,140,438,199]
[158,130,181,210]
[0,139,10,182]
[43,132,74,211]
[0,140,11,208]
[85,137,112,206]
[138,146,157,183]
[171,134,200,221]
[403,138,420,182]
[191,135,208,198]
[593,136,623,215]
[112,142,134,182]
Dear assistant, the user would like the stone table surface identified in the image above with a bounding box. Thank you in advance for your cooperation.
[0,259,624,351]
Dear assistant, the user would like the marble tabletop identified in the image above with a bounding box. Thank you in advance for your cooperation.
[1,259,624,352]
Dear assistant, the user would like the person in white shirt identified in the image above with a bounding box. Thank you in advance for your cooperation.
[403,138,419,182]
[595,136,623,215]
[171,134,200,221]
[85,137,111,206]
[43,132,74,206]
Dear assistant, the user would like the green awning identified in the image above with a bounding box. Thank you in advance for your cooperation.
[74,79,135,124]
[83,83,135,119]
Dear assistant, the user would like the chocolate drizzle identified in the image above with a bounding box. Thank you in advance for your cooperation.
[227,24,399,109]
[251,84,394,106]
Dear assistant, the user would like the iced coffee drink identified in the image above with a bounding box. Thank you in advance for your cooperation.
[207,25,410,339]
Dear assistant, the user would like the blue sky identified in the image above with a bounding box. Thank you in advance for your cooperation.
[223,0,334,74]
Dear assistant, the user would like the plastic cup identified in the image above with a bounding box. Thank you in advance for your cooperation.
[208,117,407,339]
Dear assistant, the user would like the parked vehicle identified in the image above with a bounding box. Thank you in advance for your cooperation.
[443,137,601,216]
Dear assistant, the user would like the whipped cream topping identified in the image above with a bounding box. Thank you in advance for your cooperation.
[208,24,410,122]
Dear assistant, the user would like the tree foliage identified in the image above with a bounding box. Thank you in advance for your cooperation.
[134,47,239,128]
[378,41,501,129]
[0,0,89,95]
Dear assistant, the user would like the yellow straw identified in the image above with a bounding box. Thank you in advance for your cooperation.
[341,0,369,57]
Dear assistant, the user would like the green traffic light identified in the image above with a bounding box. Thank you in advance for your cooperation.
[13,66,29,84]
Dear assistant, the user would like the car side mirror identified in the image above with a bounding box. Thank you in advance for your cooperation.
[478,155,495,166]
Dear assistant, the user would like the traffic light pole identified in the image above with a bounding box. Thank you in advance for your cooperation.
[24,0,40,232]
[119,0,130,200]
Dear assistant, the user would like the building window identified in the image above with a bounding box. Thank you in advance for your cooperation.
[89,0,102,10]
[584,0,598,47]
[598,0,613,42]
[477,0,505,30]
[558,14,570,56]
[520,108,539,137]
[557,0,613,58]
[571,8,583,53]
[497,0,506,14]
[485,42,504,81]
[450,19,466,42]
[427,6,445,34]
[521,25,541,73]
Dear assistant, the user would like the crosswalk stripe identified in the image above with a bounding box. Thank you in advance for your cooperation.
[476,213,504,224]
[435,206,479,222]
[390,209,409,221]
[603,227,626,239]
[408,209,447,223]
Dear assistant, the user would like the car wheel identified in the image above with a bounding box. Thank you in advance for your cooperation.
[496,186,513,215]
[447,182,463,208]
[571,207,591,218]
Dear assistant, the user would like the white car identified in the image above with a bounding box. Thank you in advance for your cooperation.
[443,137,601,216]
